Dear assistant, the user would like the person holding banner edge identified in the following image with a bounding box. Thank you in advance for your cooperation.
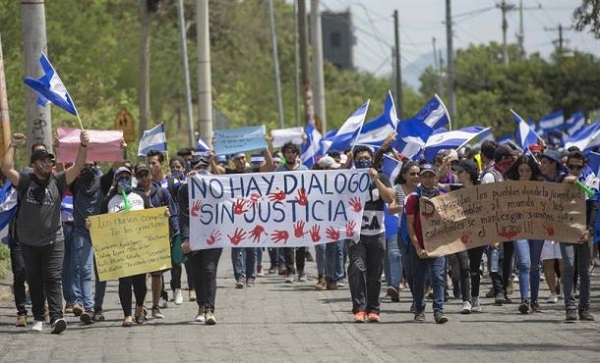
[2,130,89,334]
[349,145,394,323]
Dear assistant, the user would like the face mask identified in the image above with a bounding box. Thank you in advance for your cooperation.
[196,168,209,175]
[80,166,96,181]
[171,169,185,181]
[117,178,133,194]
[355,159,372,169]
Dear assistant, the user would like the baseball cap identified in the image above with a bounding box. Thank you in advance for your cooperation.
[190,154,209,169]
[318,155,341,169]
[452,159,478,174]
[540,149,562,164]
[134,163,151,175]
[216,155,227,164]
[30,150,55,164]
[493,145,513,162]
[114,166,132,182]
[420,164,437,176]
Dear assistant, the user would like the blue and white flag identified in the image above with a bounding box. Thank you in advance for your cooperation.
[512,109,543,151]
[587,151,600,177]
[410,94,451,130]
[565,121,600,155]
[392,118,433,160]
[301,123,322,168]
[382,154,403,183]
[0,182,17,244]
[23,53,78,116]
[324,100,370,154]
[546,129,567,148]
[138,123,167,156]
[356,92,398,147]
[197,137,211,152]
[539,110,564,133]
[497,132,515,145]
[565,112,586,136]
[423,126,491,162]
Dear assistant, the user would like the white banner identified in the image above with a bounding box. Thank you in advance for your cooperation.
[271,127,304,148]
[189,169,371,250]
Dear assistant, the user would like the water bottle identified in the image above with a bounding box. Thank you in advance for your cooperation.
[490,248,500,273]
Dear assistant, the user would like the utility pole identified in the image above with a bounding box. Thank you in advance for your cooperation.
[293,0,300,127]
[445,0,456,127]
[21,0,52,153]
[298,0,314,126]
[311,0,326,134]
[393,10,403,119]
[176,0,195,147]
[516,0,524,59]
[432,37,444,98]
[196,0,214,144]
[545,24,572,55]
[497,1,516,66]
[0,35,12,154]
[139,2,151,138]
[269,0,285,129]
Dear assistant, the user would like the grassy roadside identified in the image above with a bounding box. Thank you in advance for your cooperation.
[0,244,10,279]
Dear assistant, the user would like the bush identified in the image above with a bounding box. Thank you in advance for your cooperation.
[0,244,10,279]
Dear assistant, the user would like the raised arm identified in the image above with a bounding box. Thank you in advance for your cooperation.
[65,130,89,185]
[1,133,27,187]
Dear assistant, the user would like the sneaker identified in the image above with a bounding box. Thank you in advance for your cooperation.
[195,308,206,323]
[414,310,425,323]
[579,310,595,321]
[471,297,482,312]
[50,318,67,334]
[246,278,256,287]
[530,301,545,313]
[256,265,264,277]
[387,287,400,302]
[434,313,448,324]
[565,309,577,322]
[506,279,514,295]
[353,310,367,323]
[284,274,294,284]
[278,267,288,275]
[336,281,345,288]
[268,266,277,275]
[16,315,27,327]
[151,306,165,319]
[297,273,308,282]
[547,294,559,304]
[236,278,245,288]
[135,306,147,324]
[122,316,134,327]
[315,276,327,291]
[31,320,43,332]
[494,294,505,306]
[205,310,217,325]
[160,297,169,309]
[367,312,380,322]
[72,304,83,317]
[326,279,338,290]
[64,304,74,314]
[80,311,93,324]
[189,289,197,302]
[484,287,495,298]
[93,309,106,322]
[461,301,472,314]
[518,301,530,314]
[174,289,184,305]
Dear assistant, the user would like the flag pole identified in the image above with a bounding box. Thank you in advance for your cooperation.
[76,112,84,130]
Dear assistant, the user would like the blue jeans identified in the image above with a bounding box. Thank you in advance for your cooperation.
[326,240,344,282]
[347,234,385,314]
[398,235,413,294]
[560,241,591,312]
[72,229,95,311]
[315,244,326,276]
[231,247,257,280]
[383,234,401,289]
[93,257,107,312]
[62,222,78,305]
[513,239,544,302]
[410,247,445,316]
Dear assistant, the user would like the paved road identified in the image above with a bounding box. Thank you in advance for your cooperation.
[0,249,599,363]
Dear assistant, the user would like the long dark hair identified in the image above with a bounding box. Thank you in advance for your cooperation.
[505,155,541,181]
[394,161,420,185]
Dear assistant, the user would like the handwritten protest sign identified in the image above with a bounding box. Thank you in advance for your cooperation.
[214,125,267,156]
[188,169,371,250]
[271,126,304,148]
[89,207,171,281]
[420,181,587,257]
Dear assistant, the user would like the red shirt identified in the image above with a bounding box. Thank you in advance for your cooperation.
[404,193,424,248]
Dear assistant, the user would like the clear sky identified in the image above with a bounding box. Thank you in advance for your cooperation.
[314,0,599,84]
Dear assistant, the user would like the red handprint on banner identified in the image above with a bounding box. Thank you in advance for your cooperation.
[460,230,472,245]
[228,228,246,246]
[309,225,321,243]
[326,226,340,241]
[249,225,267,243]
[271,230,290,244]
[206,230,222,245]
[294,220,307,238]
[191,200,202,217]
[345,220,356,238]
[349,197,362,212]
[248,193,263,206]
[295,187,308,206]
[233,199,249,215]
[269,189,286,202]
[542,223,555,237]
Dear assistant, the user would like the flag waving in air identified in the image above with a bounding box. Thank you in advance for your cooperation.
[24,53,78,116]
[511,109,544,151]
[324,100,370,154]
[138,123,167,156]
